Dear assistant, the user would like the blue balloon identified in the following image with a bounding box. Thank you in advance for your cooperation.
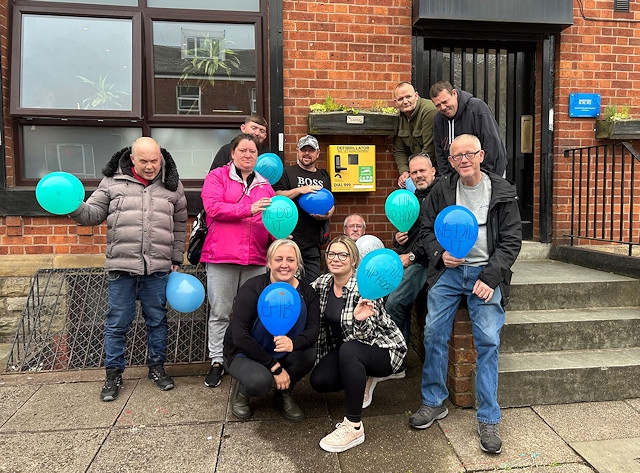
[385,189,420,232]
[404,178,416,193]
[35,172,85,215]
[298,188,334,215]
[262,196,299,239]
[257,282,302,336]
[434,205,479,259]
[255,153,284,185]
[356,248,404,300]
[166,272,205,313]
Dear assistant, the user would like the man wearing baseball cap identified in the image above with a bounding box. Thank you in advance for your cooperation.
[273,135,335,283]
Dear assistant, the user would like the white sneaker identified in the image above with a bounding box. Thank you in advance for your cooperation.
[319,417,365,453]
[362,377,378,408]
[376,368,406,383]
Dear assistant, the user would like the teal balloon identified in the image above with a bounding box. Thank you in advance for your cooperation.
[255,153,284,185]
[356,248,404,300]
[262,196,299,239]
[166,272,205,313]
[35,172,85,215]
[257,282,302,336]
[434,205,479,259]
[385,189,420,232]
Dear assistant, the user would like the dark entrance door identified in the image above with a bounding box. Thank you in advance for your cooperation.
[414,41,535,239]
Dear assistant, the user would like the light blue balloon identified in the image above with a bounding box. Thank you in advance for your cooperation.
[262,196,299,239]
[255,153,284,185]
[385,189,420,232]
[434,205,479,259]
[166,272,205,313]
[405,178,416,193]
[356,248,404,300]
[35,172,85,215]
[257,282,302,336]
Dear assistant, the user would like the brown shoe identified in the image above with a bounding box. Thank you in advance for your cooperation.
[231,381,252,420]
[274,388,304,423]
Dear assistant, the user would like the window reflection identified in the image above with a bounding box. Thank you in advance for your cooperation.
[147,0,260,12]
[20,15,132,111]
[151,128,239,179]
[22,126,142,179]
[153,22,256,116]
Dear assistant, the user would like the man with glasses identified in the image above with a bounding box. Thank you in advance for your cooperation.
[274,135,334,284]
[209,115,269,170]
[409,134,521,455]
[429,81,507,178]
[343,214,366,241]
[392,82,437,189]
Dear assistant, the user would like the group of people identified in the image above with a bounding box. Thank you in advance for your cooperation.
[70,78,521,456]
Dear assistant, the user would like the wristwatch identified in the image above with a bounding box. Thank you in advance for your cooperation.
[408,252,416,262]
[271,365,283,376]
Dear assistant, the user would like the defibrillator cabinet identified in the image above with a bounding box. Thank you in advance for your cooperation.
[328,145,376,192]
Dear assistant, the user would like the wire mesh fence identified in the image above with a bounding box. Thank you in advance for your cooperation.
[5,266,209,372]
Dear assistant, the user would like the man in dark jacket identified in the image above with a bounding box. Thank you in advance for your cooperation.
[70,137,188,401]
[393,82,437,188]
[209,115,269,170]
[430,81,507,177]
[384,153,437,356]
[409,134,521,456]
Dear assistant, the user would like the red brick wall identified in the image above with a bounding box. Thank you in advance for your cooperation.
[282,0,413,245]
[553,1,640,242]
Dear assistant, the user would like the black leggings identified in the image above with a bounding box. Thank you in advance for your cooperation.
[310,340,393,423]
[225,346,316,397]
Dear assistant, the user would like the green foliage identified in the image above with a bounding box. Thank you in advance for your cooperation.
[604,104,632,121]
[179,35,240,90]
[76,74,129,110]
[310,94,397,115]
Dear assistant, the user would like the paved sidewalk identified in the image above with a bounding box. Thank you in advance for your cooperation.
[1,349,639,472]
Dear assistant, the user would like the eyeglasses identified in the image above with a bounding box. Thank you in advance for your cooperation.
[345,224,363,230]
[449,150,482,162]
[326,251,350,261]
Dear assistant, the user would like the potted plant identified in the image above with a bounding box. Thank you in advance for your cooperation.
[76,74,129,110]
[307,95,398,135]
[595,105,640,140]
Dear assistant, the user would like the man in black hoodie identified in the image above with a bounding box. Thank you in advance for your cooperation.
[430,81,507,178]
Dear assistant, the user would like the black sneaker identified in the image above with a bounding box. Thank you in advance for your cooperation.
[409,404,448,429]
[478,422,502,454]
[204,363,224,387]
[101,368,123,402]
[148,364,174,391]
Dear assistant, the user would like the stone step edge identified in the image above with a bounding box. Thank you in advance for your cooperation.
[504,307,640,324]
[499,347,640,372]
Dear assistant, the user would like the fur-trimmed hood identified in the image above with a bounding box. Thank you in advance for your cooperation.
[101,146,180,191]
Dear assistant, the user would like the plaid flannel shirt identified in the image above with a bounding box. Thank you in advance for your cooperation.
[311,273,407,373]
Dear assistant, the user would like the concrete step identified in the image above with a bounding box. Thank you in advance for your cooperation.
[509,259,640,310]
[501,307,640,353]
[498,347,640,407]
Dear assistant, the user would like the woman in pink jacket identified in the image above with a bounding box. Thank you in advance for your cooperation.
[200,133,275,388]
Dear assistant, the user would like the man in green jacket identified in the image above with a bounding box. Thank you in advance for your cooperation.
[393,82,437,188]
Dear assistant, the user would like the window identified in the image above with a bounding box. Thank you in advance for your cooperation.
[10,1,266,186]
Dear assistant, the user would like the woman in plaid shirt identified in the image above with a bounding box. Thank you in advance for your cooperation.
[310,235,407,453]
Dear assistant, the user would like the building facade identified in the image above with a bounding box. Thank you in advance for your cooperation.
[0,1,639,335]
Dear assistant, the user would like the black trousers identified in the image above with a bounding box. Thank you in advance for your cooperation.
[310,340,393,423]
[225,345,316,397]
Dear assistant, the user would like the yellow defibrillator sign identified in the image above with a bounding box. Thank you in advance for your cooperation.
[328,145,376,192]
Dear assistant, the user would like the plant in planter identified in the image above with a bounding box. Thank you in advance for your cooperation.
[308,95,398,135]
[595,105,640,140]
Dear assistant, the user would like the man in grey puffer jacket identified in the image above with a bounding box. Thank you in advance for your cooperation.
[70,137,187,401]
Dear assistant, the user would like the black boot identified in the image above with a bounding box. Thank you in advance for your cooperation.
[274,388,304,423]
[101,368,123,402]
[231,381,252,420]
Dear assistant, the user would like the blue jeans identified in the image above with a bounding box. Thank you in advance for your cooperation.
[385,262,428,344]
[421,265,504,424]
[104,271,169,371]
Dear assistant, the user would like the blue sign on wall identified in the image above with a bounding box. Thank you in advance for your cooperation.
[569,93,601,118]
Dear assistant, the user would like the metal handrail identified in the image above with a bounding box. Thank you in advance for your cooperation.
[563,142,639,256]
